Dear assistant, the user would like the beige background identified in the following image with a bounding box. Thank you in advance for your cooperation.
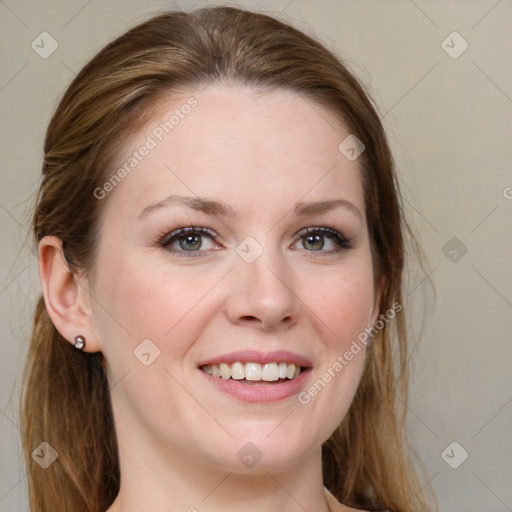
[1,0,511,510]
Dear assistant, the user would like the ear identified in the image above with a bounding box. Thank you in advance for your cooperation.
[38,235,102,352]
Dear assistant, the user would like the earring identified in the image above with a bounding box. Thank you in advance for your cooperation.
[74,335,86,350]
[366,333,374,348]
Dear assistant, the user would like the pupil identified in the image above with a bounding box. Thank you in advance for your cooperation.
[305,234,323,250]
[180,235,201,250]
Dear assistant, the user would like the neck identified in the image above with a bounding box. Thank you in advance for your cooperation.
[106,433,332,512]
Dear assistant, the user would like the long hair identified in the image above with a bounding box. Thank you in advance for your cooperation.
[21,6,433,511]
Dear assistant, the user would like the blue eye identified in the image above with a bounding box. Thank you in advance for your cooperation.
[157,226,353,258]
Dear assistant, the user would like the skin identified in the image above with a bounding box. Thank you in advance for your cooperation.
[39,85,378,512]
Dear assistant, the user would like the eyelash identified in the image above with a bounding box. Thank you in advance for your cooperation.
[156,226,354,258]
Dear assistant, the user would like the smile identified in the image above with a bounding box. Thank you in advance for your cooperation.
[201,362,304,382]
[197,350,312,402]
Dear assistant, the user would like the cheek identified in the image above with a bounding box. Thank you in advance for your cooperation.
[91,252,228,359]
[305,262,375,344]
[297,265,373,431]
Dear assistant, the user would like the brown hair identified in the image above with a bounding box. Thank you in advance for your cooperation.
[21,6,433,512]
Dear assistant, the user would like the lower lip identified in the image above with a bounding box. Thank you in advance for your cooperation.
[200,369,311,403]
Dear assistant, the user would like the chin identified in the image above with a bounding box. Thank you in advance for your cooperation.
[191,421,322,474]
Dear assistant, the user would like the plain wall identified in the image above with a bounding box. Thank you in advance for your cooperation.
[1,1,511,510]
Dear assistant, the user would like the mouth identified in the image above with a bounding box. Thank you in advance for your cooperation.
[200,362,307,384]
[197,350,312,403]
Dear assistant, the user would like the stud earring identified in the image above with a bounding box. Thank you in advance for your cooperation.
[74,335,86,350]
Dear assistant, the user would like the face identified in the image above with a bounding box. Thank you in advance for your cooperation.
[88,85,378,474]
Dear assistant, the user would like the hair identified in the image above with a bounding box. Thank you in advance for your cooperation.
[21,5,434,512]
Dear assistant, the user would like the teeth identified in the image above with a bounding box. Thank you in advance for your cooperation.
[278,362,288,379]
[220,363,230,380]
[262,363,279,381]
[231,361,244,380]
[202,362,304,381]
[245,362,262,381]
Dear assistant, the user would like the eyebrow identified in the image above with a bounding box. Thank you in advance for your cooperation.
[138,195,363,222]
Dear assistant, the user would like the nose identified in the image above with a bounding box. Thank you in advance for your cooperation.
[225,245,300,331]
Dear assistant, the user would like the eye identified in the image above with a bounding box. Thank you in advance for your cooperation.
[292,227,353,256]
[158,227,219,257]
[156,225,353,258]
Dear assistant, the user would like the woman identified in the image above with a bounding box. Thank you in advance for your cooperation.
[21,6,433,512]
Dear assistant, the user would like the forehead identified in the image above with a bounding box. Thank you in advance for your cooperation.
[102,85,365,222]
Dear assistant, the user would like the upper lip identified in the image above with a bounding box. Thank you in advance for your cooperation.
[197,350,313,368]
